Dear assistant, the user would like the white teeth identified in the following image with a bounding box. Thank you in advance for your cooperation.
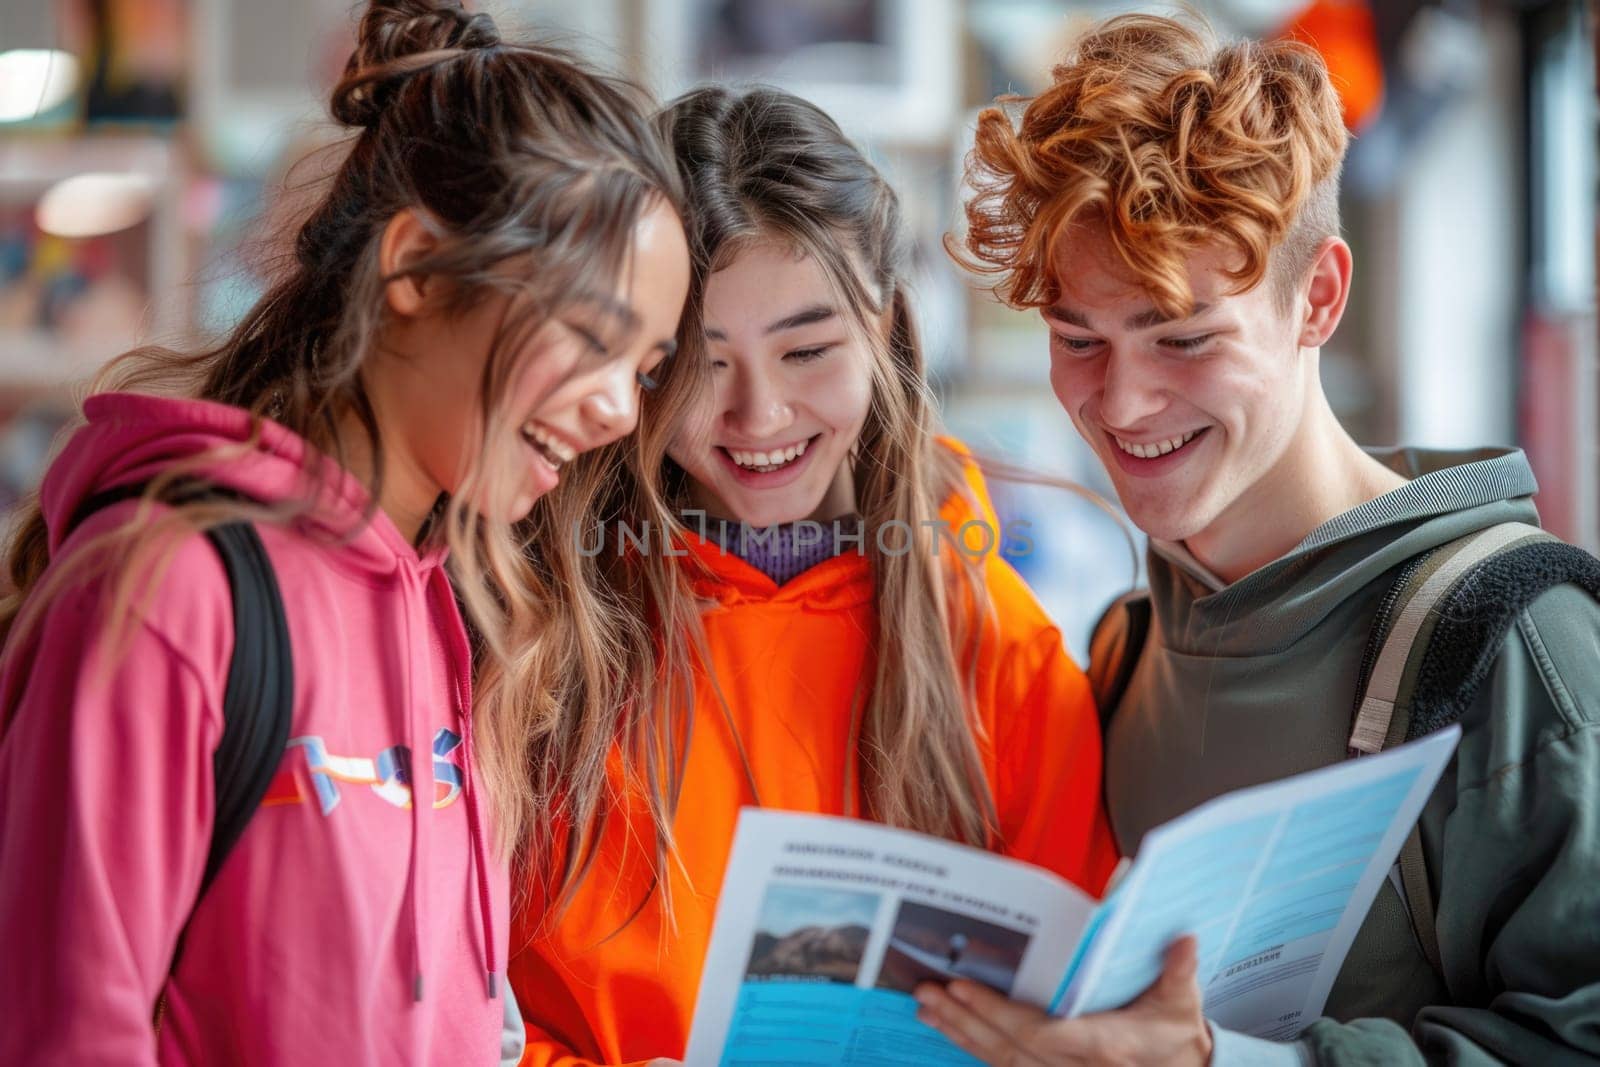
[1113,428,1200,460]
[523,422,577,464]
[728,438,810,471]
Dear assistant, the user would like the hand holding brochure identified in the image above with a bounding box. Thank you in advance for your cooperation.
[685,726,1460,1065]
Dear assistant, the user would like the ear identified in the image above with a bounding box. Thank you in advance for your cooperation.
[378,208,438,318]
[1297,236,1353,348]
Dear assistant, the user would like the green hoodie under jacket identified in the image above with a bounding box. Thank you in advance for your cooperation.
[1103,447,1600,1066]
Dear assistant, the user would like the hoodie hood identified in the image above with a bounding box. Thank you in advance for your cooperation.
[1147,446,1540,658]
[678,530,876,612]
[41,392,432,575]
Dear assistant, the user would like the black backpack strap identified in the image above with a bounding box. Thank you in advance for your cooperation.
[66,481,293,892]
[1087,589,1152,731]
[199,520,293,892]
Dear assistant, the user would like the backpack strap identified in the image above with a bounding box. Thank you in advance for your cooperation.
[1348,522,1548,756]
[1087,589,1153,731]
[200,520,293,893]
[1404,537,1600,740]
[67,481,293,893]
[1350,520,1600,979]
[1395,824,1439,976]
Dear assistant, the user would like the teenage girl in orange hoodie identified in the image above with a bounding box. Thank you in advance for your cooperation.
[507,86,1119,1066]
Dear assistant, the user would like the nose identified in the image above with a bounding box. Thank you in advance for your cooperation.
[579,358,641,443]
[1097,346,1166,430]
[723,362,794,440]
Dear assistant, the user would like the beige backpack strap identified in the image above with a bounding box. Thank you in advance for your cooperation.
[1348,522,1547,755]
[1396,826,1443,976]
[1349,520,1552,979]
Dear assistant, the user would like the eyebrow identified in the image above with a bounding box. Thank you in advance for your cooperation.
[580,292,641,333]
[1044,302,1212,331]
[577,291,674,356]
[704,303,837,342]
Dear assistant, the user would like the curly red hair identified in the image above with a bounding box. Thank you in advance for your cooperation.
[959,13,1348,317]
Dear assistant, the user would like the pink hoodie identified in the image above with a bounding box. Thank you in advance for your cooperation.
[0,393,508,1065]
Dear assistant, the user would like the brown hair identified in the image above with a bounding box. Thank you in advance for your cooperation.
[2,0,684,854]
[518,85,999,923]
[959,12,1348,317]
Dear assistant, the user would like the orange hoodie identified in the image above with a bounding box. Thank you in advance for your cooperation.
[510,448,1118,1065]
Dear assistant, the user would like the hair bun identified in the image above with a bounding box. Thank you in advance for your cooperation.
[331,1,501,128]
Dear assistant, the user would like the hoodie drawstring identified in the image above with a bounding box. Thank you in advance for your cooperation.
[429,573,497,1001]
[460,708,499,998]
[400,575,425,1002]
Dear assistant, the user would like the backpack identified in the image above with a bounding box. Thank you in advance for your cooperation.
[64,481,295,910]
[1086,521,1600,977]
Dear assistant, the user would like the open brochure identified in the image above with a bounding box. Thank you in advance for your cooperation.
[685,726,1460,1065]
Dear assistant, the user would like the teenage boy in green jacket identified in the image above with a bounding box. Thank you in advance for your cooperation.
[913,12,1600,1067]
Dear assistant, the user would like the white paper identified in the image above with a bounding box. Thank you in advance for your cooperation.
[1062,726,1460,1039]
[686,727,1460,1062]
[684,811,1095,1065]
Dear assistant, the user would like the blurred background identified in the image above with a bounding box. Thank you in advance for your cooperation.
[0,0,1595,655]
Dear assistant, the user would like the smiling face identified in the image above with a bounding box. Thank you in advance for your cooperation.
[1045,228,1319,544]
[375,200,690,531]
[667,240,877,529]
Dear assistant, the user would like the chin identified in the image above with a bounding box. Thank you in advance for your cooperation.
[732,505,805,528]
[497,498,536,526]
[1118,496,1211,544]
[725,495,821,529]
[502,480,555,524]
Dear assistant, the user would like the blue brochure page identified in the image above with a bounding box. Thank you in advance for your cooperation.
[687,730,1458,1060]
[1062,727,1460,1039]
[684,812,1097,1066]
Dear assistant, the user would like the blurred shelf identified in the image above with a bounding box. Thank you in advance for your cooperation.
[0,134,179,200]
[0,329,120,393]
[0,134,192,352]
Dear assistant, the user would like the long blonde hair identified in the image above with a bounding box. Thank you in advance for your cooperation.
[518,86,1001,924]
[1,0,684,857]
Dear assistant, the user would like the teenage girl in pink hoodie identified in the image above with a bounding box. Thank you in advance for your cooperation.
[0,3,689,1063]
